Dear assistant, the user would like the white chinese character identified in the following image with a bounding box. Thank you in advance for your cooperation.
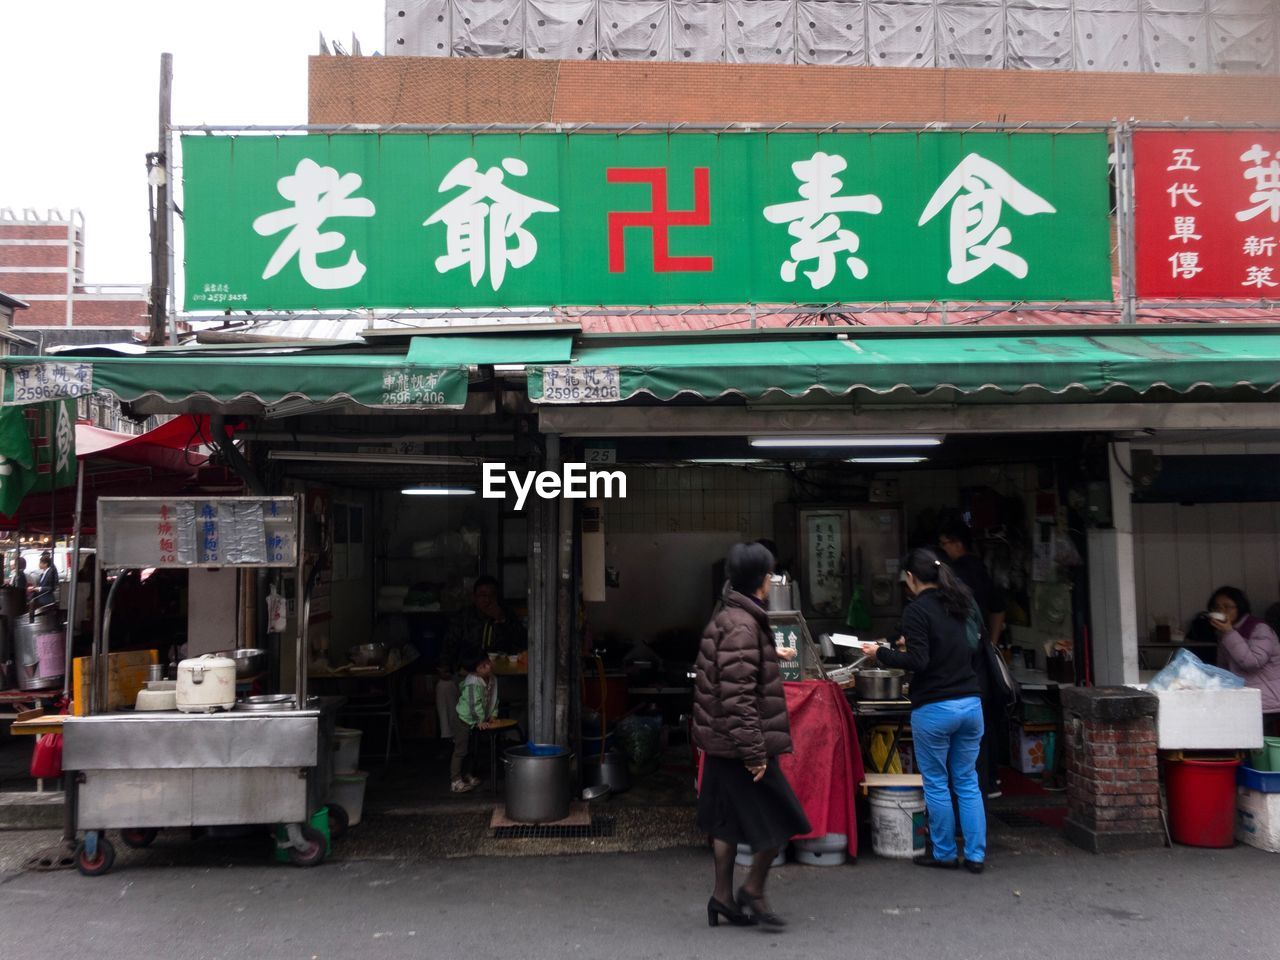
[1235,144,1280,223]
[762,152,883,289]
[1169,216,1201,244]
[1243,235,1278,257]
[1168,183,1201,208]
[1169,251,1203,280]
[252,158,376,290]
[918,154,1055,284]
[424,157,558,291]
[1166,148,1200,172]
[1243,266,1277,289]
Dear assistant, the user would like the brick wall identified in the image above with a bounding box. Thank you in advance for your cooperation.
[0,245,67,268]
[310,57,1280,125]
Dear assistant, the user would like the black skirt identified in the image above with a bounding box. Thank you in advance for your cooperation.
[696,754,812,853]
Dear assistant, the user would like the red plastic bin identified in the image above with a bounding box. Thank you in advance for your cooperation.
[1165,758,1241,848]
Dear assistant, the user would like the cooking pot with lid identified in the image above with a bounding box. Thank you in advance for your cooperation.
[175,654,237,713]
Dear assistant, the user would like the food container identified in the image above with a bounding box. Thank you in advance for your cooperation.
[349,643,388,668]
[233,693,294,712]
[855,668,905,701]
[217,648,268,679]
[175,654,237,713]
[333,727,362,773]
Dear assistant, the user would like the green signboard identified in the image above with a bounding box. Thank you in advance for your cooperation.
[182,132,1112,312]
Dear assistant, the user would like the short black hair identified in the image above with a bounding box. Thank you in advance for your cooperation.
[937,518,973,550]
[38,552,52,565]
[460,646,490,673]
[726,542,774,596]
[1208,585,1251,618]
[473,575,499,593]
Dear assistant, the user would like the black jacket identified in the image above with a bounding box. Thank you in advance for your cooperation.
[877,589,981,709]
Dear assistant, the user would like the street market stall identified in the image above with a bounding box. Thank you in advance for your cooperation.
[58,495,337,876]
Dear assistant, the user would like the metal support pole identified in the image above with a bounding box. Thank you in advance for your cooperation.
[150,53,172,347]
[1116,122,1138,325]
[295,493,308,709]
[554,474,574,747]
[62,464,85,701]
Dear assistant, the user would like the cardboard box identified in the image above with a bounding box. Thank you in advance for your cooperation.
[1236,786,1280,853]
[71,650,159,715]
[1153,688,1264,751]
[1011,724,1056,775]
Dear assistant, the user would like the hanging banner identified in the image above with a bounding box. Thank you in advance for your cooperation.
[182,131,1113,311]
[0,400,77,518]
[1134,130,1280,299]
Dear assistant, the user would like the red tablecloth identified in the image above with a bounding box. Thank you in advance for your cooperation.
[776,680,865,856]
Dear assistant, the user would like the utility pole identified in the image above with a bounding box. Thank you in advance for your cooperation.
[147,53,172,346]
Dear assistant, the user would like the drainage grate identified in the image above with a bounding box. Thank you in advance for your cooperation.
[492,816,616,840]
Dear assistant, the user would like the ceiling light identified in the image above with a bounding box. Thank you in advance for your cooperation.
[689,458,765,465]
[268,450,476,467]
[847,457,929,464]
[749,436,942,448]
[401,486,476,496]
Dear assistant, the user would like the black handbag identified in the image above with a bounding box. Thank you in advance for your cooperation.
[983,639,1021,704]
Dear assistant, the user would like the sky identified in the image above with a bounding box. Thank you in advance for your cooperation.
[0,0,385,284]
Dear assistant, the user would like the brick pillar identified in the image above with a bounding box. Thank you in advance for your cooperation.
[1061,686,1164,854]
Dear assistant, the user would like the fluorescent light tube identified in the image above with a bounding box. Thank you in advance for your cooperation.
[401,487,476,496]
[689,458,766,465]
[749,436,942,448]
[847,457,929,464]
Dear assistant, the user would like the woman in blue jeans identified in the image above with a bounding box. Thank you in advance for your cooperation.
[861,548,987,872]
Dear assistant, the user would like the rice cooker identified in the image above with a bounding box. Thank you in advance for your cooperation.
[175,654,237,713]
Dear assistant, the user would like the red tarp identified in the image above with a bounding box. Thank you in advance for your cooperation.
[776,680,866,857]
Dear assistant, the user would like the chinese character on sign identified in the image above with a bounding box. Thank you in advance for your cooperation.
[1169,251,1204,280]
[1244,236,1278,257]
[1167,149,1200,172]
[1236,145,1280,223]
[1242,266,1277,289]
[252,158,376,290]
[1169,217,1201,244]
[762,152,883,289]
[1167,183,1201,208]
[424,157,559,291]
[918,154,1056,284]
[606,168,712,273]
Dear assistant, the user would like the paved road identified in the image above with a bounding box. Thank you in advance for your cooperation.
[1,838,1276,960]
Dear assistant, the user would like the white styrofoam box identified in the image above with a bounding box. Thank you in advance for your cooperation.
[1154,688,1264,751]
[1236,787,1280,853]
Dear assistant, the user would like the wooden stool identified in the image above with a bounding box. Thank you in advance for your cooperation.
[470,718,521,795]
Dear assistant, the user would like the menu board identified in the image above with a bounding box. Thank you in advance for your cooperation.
[805,512,845,617]
[767,610,826,682]
[98,497,298,568]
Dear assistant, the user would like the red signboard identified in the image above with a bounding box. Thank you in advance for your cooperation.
[1134,131,1280,299]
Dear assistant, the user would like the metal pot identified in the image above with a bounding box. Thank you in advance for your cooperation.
[582,749,630,794]
[503,745,573,823]
[349,643,388,667]
[854,667,904,701]
[217,648,268,679]
[14,608,63,691]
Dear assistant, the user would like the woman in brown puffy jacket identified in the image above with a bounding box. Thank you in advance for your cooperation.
[692,543,809,929]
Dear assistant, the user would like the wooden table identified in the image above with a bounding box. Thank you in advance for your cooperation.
[309,654,419,763]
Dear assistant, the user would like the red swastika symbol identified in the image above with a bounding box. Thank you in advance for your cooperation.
[606,167,713,273]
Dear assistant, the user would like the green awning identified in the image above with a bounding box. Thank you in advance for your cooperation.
[406,332,573,365]
[528,332,1280,403]
[1,352,470,411]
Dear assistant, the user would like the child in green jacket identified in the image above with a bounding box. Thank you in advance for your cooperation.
[451,647,498,793]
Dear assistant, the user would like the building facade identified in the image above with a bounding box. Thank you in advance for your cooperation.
[0,208,148,350]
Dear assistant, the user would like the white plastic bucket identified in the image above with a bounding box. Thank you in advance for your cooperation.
[329,771,369,826]
[735,843,786,868]
[794,833,848,866]
[870,786,928,859]
[333,727,362,773]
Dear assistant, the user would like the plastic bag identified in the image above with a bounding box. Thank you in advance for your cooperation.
[266,585,287,634]
[1149,647,1244,692]
[30,732,62,779]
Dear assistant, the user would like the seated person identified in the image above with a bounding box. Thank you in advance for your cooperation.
[1206,585,1280,737]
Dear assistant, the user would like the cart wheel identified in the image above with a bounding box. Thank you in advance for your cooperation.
[287,825,326,868]
[327,804,349,841]
[75,837,116,877]
[120,828,159,849]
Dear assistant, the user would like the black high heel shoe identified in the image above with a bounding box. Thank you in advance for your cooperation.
[736,886,787,927]
[707,896,755,927]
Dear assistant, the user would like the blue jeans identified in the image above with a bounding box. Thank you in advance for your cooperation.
[911,697,986,863]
